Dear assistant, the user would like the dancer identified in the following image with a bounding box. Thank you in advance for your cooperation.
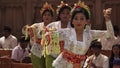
[22,2,55,68]
[52,1,114,68]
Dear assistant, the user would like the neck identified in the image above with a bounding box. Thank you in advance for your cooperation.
[114,55,119,58]
[44,20,52,26]
[75,29,84,41]
[61,20,68,28]
[75,28,84,35]
[95,53,100,57]
[44,22,49,26]
[5,35,10,39]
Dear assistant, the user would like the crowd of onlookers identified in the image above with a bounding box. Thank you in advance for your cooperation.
[0,26,31,63]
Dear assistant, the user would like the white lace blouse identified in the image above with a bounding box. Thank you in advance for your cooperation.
[52,20,114,68]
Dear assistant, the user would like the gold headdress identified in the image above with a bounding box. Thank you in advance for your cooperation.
[56,1,71,14]
[40,2,54,15]
[72,0,91,17]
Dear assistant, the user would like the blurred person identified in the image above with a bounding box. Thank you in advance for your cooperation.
[47,1,71,29]
[113,59,120,68]
[0,26,17,49]
[83,39,109,68]
[109,44,120,68]
[11,36,30,63]
[22,2,55,68]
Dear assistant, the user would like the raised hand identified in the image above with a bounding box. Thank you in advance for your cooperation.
[103,8,112,21]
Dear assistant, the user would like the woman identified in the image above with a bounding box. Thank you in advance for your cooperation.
[52,1,114,68]
[109,44,120,68]
[22,2,55,68]
[47,1,71,30]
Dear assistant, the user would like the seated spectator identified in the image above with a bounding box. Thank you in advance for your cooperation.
[0,26,17,49]
[109,44,120,68]
[113,59,120,68]
[83,39,109,68]
[11,36,31,63]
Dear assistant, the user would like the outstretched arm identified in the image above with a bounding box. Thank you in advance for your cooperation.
[91,8,115,40]
[103,8,114,38]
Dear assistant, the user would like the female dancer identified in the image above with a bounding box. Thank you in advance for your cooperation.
[52,1,114,68]
[22,2,55,68]
[47,1,71,29]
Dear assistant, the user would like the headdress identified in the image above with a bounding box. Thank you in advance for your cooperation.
[40,2,54,15]
[72,0,91,17]
[56,1,71,14]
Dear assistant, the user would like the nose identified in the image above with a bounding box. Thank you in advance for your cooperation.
[77,20,81,23]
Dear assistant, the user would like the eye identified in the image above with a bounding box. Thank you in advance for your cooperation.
[73,16,79,20]
[80,17,84,20]
[74,17,78,20]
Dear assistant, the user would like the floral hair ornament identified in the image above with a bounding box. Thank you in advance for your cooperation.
[40,2,54,15]
[56,1,71,14]
[72,0,91,18]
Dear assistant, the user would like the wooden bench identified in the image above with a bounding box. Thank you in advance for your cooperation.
[0,57,12,68]
[12,63,33,68]
[0,49,12,57]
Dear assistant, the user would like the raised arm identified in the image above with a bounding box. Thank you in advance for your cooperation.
[103,8,114,38]
[91,8,115,40]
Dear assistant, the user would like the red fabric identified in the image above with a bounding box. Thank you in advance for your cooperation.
[59,41,64,52]
[62,50,86,64]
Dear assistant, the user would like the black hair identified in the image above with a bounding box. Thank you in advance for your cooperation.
[111,44,120,59]
[3,26,11,32]
[56,6,71,21]
[113,25,119,36]
[19,36,30,43]
[42,9,54,17]
[90,39,102,49]
[70,8,90,28]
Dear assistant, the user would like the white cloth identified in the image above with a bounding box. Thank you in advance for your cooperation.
[0,35,17,49]
[30,21,71,58]
[46,21,72,30]
[30,22,44,58]
[114,36,120,44]
[11,44,29,62]
[52,21,114,68]
[83,54,109,68]
[101,36,117,50]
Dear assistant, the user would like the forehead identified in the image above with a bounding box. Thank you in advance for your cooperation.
[74,13,85,18]
[43,11,51,14]
[113,46,120,49]
[61,9,70,13]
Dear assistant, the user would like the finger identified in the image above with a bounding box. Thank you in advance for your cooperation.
[108,8,112,11]
[103,9,106,14]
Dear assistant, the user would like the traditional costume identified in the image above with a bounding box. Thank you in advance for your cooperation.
[22,2,57,68]
[52,1,114,68]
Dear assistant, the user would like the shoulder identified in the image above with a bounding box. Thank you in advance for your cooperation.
[59,28,73,34]
[0,36,5,40]
[12,46,19,51]
[9,35,17,40]
[47,21,60,27]
[51,21,60,24]
[87,55,94,59]
[100,54,109,60]
[32,22,43,26]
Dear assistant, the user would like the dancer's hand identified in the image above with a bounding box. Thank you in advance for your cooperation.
[103,8,112,21]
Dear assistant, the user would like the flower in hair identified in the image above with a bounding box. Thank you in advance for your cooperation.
[72,0,91,17]
[40,2,54,14]
[56,1,71,14]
